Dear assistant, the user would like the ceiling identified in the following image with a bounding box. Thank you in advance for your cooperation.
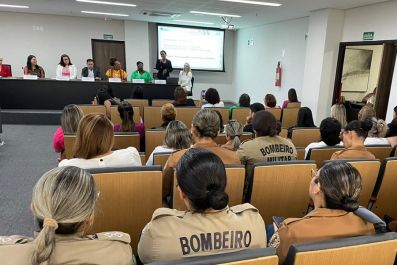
[0,0,390,28]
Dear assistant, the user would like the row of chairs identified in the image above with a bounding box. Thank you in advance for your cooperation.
[85,158,397,254]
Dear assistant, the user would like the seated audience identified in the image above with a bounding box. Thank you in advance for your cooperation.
[106,58,128,81]
[130,61,153,83]
[24,55,45,78]
[264,94,279,108]
[93,86,120,119]
[138,148,266,263]
[281,88,299,109]
[162,109,240,199]
[131,86,144,99]
[331,103,347,128]
[154,103,176,129]
[296,107,316,127]
[114,101,144,138]
[222,120,243,151]
[0,166,134,265]
[59,114,141,168]
[331,120,375,160]
[178,62,193,92]
[358,104,376,121]
[146,120,192,165]
[56,54,77,79]
[0,57,12,77]
[172,86,195,107]
[386,118,397,146]
[365,117,389,145]
[243,103,265,134]
[201,88,224,109]
[53,104,83,155]
[81,59,102,80]
[305,118,342,159]
[238,110,297,164]
[269,161,375,264]
[229,93,251,119]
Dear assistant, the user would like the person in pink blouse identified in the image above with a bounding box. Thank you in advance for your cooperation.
[53,105,84,158]
[281,88,299,109]
[114,101,145,137]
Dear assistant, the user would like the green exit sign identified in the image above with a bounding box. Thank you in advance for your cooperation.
[363,32,374,41]
[103,34,113,40]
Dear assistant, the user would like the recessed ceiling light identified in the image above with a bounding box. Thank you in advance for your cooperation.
[76,0,136,7]
[0,4,29,8]
[81,11,129,17]
[219,0,282,6]
[190,11,241,18]
[173,20,214,25]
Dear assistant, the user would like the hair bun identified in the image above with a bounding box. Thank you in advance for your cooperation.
[207,190,229,210]
[361,119,373,132]
[341,196,359,212]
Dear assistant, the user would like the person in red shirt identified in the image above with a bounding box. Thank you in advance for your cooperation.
[0,57,12,77]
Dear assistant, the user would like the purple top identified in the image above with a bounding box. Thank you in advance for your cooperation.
[114,123,145,138]
[281,100,289,109]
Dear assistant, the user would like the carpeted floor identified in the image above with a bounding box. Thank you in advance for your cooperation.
[0,125,59,237]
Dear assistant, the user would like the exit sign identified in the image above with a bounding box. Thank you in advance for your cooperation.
[363,32,374,41]
[103,34,113,40]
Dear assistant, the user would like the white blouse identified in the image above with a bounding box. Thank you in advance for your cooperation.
[59,147,141,169]
[145,146,175,166]
[178,71,192,92]
[201,102,225,109]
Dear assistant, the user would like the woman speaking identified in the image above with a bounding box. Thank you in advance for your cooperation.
[155,50,173,80]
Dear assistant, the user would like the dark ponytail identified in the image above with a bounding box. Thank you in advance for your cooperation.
[176,148,229,212]
[118,101,134,132]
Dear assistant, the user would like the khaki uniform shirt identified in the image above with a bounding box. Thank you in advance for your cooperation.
[269,208,375,265]
[237,136,297,165]
[0,232,135,265]
[331,146,375,160]
[162,142,241,198]
[138,203,266,264]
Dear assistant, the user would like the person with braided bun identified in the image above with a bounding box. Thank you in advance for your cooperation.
[269,161,375,264]
[138,148,266,264]
[222,120,244,151]
[0,166,135,265]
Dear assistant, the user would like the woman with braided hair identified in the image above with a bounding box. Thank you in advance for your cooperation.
[222,120,244,151]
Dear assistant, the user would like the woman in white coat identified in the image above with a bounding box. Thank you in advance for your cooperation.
[178,62,193,93]
[56,54,77,79]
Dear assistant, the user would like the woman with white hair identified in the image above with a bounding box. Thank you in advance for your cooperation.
[178,62,193,93]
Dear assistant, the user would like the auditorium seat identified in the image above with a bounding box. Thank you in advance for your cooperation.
[87,166,162,253]
[231,108,250,124]
[175,107,200,128]
[140,152,146,165]
[306,147,345,167]
[281,108,299,128]
[153,152,172,168]
[146,247,278,265]
[152,99,173,107]
[110,106,141,125]
[324,159,381,208]
[64,133,140,159]
[286,102,301,108]
[372,158,397,218]
[124,99,149,116]
[145,129,166,157]
[266,108,282,121]
[78,105,106,116]
[280,128,288,138]
[366,145,393,160]
[214,133,253,145]
[172,165,246,211]
[290,128,321,148]
[143,107,163,129]
[297,148,305,160]
[207,107,230,124]
[284,232,397,265]
[249,161,316,224]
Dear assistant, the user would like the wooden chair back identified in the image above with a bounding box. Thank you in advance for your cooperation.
[88,167,162,253]
[153,153,172,168]
[124,99,149,116]
[250,161,316,224]
[152,99,173,107]
[145,129,166,157]
[110,106,141,125]
[143,107,163,129]
[280,128,288,138]
[307,147,345,168]
[139,153,146,165]
[266,108,282,121]
[79,105,106,116]
[222,256,278,265]
[297,148,306,160]
[287,102,301,108]
[290,128,321,148]
[175,107,200,127]
[281,108,299,128]
[366,145,393,160]
[232,108,250,125]
[373,158,397,218]
[172,166,246,210]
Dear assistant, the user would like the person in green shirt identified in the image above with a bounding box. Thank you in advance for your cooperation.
[130,61,153,83]
[229,93,251,119]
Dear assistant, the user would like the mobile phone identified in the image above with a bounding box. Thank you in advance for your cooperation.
[272,216,285,228]
[201,90,206,99]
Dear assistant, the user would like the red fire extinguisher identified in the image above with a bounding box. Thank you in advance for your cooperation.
[275,61,282,88]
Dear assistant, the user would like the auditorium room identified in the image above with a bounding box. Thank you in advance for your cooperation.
[1,0,397,264]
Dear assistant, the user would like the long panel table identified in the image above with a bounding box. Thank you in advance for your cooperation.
[0,78,177,109]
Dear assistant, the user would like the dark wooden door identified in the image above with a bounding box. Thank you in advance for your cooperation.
[91,39,126,77]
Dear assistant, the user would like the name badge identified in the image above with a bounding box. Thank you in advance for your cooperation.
[23,75,38,80]
[155,79,166,85]
[56,76,70,81]
[82,77,95,82]
[132,79,145,83]
[109,78,122,83]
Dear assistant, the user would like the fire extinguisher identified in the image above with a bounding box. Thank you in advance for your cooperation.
[275,61,282,88]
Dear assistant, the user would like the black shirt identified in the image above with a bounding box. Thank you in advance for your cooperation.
[172,99,195,107]
[156,59,173,80]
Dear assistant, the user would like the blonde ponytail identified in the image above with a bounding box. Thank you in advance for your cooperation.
[32,221,57,265]
[225,120,243,151]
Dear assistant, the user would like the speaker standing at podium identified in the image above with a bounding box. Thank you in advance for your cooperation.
[155,50,173,80]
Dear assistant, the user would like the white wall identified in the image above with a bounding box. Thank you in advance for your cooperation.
[233,17,308,106]
[0,12,125,78]
[124,20,150,75]
[342,1,397,122]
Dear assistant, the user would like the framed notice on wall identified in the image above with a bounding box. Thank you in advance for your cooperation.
[341,48,373,92]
